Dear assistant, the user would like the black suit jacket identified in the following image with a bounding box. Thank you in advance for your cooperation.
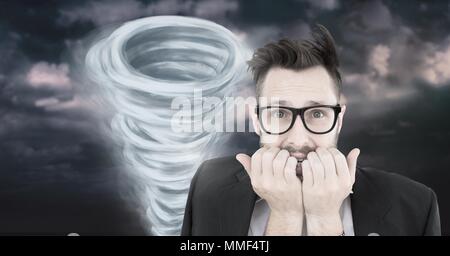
[181,156,441,236]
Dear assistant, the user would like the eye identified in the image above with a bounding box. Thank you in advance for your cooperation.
[312,110,324,118]
[272,110,285,118]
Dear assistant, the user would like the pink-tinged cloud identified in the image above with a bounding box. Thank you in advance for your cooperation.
[420,44,450,87]
[26,62,72,90]
[34,97,60,107]
[34,95,94,112]
[45,96,88,111]
[369,45,391,77]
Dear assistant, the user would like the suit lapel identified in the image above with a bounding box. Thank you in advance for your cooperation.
[219,168,257,236]
[351,166,392,236]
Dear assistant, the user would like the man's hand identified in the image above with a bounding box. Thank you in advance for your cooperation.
[301,147,360,236]
[236,147,304,235]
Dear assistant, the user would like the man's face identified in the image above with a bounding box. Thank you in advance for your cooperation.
[250,65,346,173]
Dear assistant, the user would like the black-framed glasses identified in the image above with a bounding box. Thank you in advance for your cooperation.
[256,104,342,135]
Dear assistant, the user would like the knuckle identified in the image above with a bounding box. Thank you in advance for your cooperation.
[330,152,340,160]
[337,154,346,162]
[273,159,283,171]
[301,160,309,168]
[278,149,289,157]
[330,149,344,159]
[287,157,296,167]
[312,161,322,170]
[253,148,265,157]
[329,148,339,155]
[323,155,333,163]
[263,151,275,159]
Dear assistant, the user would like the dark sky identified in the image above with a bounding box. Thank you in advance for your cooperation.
[0,0,449,235]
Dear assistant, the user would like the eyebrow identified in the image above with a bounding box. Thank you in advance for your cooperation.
[269,100,328,106]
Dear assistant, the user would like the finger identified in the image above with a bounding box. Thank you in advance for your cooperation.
[301,159,313,187]
[251,147,266,177]
[307,152,325,186]
[273,149,290,181]
[346,148,360,185]
[328,148,349,179]
[262,147,280,179]
[316,147,337,180]
[284,156,298,184]
[236,153,251,176]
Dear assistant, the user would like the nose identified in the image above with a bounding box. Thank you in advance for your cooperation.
[285,115,311,145]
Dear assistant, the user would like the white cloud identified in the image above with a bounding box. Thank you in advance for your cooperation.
[34,95,95,112]
[232,21,310,49]
[341,11,450,110]
[369,44,391,77]
[344,73,379,98]
[46,96,91,111]
[344,71,417,102]
[419,43,450,87]
[231,25,282,49]
[35,97,60,107]
[26,62,72,90]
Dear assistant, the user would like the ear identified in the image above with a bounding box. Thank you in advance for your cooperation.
[337,104,346,134]
[250,103,262,136]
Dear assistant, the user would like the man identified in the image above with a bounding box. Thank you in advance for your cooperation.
[181,25,441,236]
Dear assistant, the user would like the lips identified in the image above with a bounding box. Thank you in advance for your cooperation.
[291,152,306,159]
[291,154,305,166]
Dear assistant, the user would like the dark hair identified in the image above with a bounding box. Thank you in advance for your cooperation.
[247,24,342,96]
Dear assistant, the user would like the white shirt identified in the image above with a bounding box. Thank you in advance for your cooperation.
[248,197,355,236]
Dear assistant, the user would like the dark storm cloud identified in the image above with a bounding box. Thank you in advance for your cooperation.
[57,0,240,27]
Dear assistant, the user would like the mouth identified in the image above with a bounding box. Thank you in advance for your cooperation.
[291,152,306,159]
[295,158,304,180]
